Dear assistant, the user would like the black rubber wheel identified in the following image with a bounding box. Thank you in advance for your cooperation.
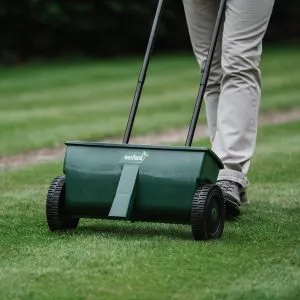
[46,175,79,232]
[191,184,225,241]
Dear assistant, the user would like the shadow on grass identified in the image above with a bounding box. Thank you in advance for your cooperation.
[51,216,246,242]
[76,221,194,241]
[49,203,300,243]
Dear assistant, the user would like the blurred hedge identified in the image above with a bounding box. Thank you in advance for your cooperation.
[0,0,299,63]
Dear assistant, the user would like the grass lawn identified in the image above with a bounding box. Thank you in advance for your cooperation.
[1,47,300,156]
[1,120,299,300]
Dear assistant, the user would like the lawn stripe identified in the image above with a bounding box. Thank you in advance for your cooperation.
[1,48,300,157]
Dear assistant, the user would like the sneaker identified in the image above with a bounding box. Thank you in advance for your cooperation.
[217,180,244,219]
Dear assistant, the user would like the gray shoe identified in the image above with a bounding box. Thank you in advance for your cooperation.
[217,180,245,218]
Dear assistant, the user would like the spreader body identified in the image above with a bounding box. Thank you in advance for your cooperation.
[63,142,223,224]
[45,0,228,240]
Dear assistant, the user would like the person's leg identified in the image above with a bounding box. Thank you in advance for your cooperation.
[214,0,275,216]
[182,0,222,142]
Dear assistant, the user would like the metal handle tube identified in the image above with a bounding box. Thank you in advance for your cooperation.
[185,0,226,147]
[123,0,164,144]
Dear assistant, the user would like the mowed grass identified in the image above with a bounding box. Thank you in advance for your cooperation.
[1,120,299,300]
[1,47,300,156]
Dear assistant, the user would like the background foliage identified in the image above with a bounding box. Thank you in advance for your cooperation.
[1,0,299,63]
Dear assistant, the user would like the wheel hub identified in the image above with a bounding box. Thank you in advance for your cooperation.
[209,198,220,234]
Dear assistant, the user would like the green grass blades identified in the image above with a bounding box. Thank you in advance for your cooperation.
[1,121,299,300]
[1,47,300,156]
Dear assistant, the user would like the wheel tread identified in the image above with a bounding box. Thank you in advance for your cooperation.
[191,184,225,241]
[46,175,79,231]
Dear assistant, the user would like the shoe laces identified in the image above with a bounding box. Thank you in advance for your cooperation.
[218,180,239,193]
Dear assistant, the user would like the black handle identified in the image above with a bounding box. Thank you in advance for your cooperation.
[123,0,164,144]
[185,0,227,146]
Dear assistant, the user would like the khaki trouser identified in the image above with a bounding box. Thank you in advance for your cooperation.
[182,0,275,188]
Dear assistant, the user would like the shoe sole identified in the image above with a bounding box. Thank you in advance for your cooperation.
[223,193,241,219]
[240,191,249,205]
